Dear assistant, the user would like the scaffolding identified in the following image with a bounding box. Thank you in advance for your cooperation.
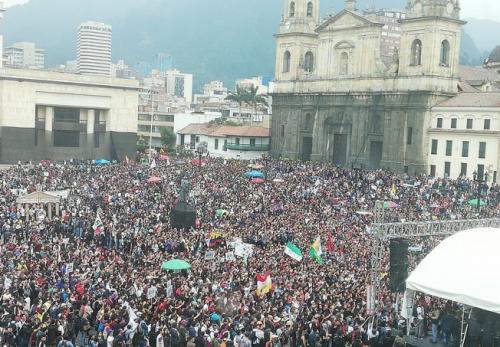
[369,217,500,347]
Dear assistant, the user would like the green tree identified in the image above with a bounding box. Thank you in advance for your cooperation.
[160,127,176,149]
[225,85,250,119]
[246,85,268,126]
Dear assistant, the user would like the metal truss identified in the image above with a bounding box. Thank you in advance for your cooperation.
[369,218,500,312]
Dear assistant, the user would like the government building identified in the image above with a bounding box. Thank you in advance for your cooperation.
[0,68,138,163]
[271,0,465,174]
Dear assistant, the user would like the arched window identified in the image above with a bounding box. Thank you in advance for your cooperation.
[307,2,314,17]
[289,2,295,17]
[340,52,349,75]
[304,51,314,73]
[305,113,314,130]
[283,51,291,73]
[410,39,422,66]
[440,40,450,66]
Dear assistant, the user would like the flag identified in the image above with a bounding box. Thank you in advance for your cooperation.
[125,155,130,164]
[256,272,272,296]
[391,183,396,196]
[207,231,225,247]
[93,213,103,234]
[309,237,323,264]
[284,242,303,261]
[326,234,334,253]
[150,158,157,169]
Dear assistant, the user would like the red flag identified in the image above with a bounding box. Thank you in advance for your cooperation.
[326,233,334,252]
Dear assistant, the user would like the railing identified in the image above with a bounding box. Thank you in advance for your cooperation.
[35,119,45,129]
[94,121,106,132]
[225,143,270,151]
[53,120,87,132]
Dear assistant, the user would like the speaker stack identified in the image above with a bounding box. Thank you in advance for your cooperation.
[389,238,409,293]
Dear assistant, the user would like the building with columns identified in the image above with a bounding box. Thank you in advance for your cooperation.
[271,0,464,174]
[0,67,139,163]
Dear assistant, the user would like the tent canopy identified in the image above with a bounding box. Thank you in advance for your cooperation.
[406,227,500,314]
[17,191,61,204]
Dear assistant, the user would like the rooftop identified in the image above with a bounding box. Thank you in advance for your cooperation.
[435,92,500,108]
[177,123,270,138]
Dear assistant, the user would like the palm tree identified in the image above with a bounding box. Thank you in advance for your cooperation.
[225,85,249,121]
[246,85,268,126]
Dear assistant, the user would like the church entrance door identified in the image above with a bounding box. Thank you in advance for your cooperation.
[301,136,313,161]
[369,141,383,169]
[332,134,348,166]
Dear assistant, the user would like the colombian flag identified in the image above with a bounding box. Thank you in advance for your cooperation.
[256,272,272,296]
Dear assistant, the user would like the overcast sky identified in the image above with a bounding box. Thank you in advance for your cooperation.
[3,0,500,22]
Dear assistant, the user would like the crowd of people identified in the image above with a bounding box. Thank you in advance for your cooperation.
[0,156,498,347]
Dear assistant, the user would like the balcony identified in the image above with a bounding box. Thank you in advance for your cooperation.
[225,143,270,151]
[53,120,87,132]
[94,121,106,132]
[35,119,45,129]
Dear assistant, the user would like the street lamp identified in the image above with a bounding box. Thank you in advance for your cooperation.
[472,170,489,212]
[196,146,204,172]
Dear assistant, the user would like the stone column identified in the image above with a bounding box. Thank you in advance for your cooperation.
[25,204,29,222]
[55,202,60,217]
[87,109,95,134]
[45,107,54,132]
[47,203,52,220]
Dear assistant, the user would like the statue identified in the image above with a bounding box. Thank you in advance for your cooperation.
[179,178,190,203]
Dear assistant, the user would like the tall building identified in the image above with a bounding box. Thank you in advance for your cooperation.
[164,69,193,103]
[271,0,463,174]
[4,42,45,69]
[77,21,112,76]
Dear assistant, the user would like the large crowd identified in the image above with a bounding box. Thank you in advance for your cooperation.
[0,156,498,347]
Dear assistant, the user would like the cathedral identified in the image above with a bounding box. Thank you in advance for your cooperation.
[270,0,464,174]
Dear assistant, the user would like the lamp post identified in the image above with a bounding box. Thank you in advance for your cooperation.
[472,170,489,213]
[148,88,156,165]
[196,146,203,172]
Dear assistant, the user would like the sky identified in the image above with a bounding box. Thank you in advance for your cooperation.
[3,0,500,22]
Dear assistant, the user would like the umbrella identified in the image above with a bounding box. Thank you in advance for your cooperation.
[161,259,191,271]
[95,159,110,165]
[467,199,486,206]
[251,178,265,184]
[159,155,169,161]
[245,170,264,178]
[383,201,397,209]
[216,209,228,217]
[147,176,161,184]
[191,158,204,165]
[248,163,265,169]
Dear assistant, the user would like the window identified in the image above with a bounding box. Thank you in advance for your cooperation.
[305,113,314,130]
[460,163,467,177]
[445,140,452,156]
[94,133,100,148]
[451,118,457,129]
[410,39,422,66]
[307,2,313,16]
[223,139,227,151]
[431,139,438,155]
[250,138,256,147]
[466,118,473,129]
[235,138,240,145]
[440,40,450,66]
[430,165,436,177]
[283,51,291,73]
[444,162,451,177]
[340,52,349,75]
[477,164,485,181]
[138,114,152,121]
[479,142,486,159]
[406,127,413,145]
[484,119,491,130]
[280,124,285,137]
[462,141,469,157]
[214,138,219,150]
[54,107,79,123]
[304,51,314,73]
[289,1,295,17]
[437,118,443,128]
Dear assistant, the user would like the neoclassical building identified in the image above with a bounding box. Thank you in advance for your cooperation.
[271,0,464,173]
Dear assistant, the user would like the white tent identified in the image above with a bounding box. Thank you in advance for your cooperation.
[406,227,500,314]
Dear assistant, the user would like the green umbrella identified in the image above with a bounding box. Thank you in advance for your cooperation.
[161,259,191,271]
[383,201,397,209]
[467,199,486,206]
[216,209,227,217]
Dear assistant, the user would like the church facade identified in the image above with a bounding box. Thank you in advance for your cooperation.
[270,0,464,174]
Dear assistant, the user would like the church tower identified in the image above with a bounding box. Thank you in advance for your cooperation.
[398,0,464,85]
[274,0,320,81]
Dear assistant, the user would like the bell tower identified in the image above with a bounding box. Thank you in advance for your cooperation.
[275,0,320,81]
[399,0,465,85]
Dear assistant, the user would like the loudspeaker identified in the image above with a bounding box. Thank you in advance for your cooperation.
[170,201,196,230]
[389,238,409,292]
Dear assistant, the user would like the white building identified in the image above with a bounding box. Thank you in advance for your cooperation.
[177,123,270,160]
[77,21,112,76]
[0,67,138,163]
[4,42,45,69]
[164,69,193,103]
[236,76,269,95]
[194,80,228,104]
[428,93,500,183]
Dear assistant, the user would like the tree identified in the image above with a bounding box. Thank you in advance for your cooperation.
[226,85,268,125]
[225,85,250,120]
[246,86,268,126]
[160,127,176,150]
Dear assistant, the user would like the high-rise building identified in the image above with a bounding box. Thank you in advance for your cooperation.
[4,42,45,69]
[164,70,193,103]
[77,21,112,75]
